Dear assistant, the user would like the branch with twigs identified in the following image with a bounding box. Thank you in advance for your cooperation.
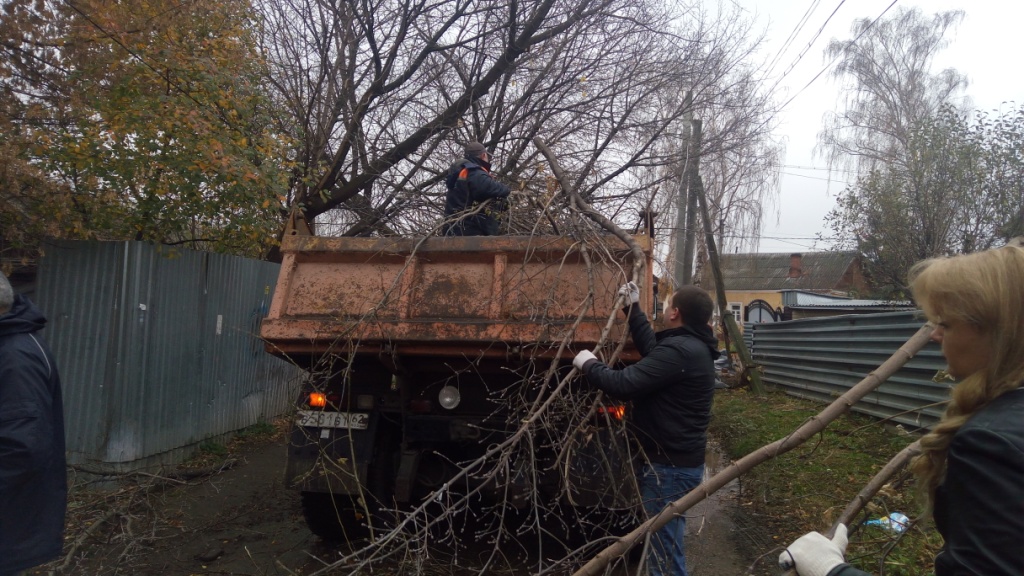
[533,137,647,276]
[59,458,241,572]
[832,440,922,535]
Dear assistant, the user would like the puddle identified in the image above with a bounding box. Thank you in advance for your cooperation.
[681,438,751,575]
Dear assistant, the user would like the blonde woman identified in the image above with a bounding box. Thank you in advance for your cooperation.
[780,241,1024,576]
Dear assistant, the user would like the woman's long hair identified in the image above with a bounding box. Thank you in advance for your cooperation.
[908,241,1024,510]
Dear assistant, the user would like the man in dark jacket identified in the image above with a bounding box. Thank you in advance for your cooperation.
[0,271,67,576]
[442,141,511,236]
[573,283,719,576]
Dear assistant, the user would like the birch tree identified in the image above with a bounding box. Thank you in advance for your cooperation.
[819,7,1022,295]
[818,7,967,174]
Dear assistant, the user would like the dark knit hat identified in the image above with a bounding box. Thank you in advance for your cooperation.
[464,141,487,158]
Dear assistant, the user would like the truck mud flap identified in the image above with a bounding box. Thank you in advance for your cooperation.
[394,449,423,503]
[285,413,379,494]
[565,427,640,509]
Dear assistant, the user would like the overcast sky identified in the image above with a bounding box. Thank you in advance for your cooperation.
[733,0,1024,253]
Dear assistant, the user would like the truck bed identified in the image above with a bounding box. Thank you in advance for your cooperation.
[260,233,653,362]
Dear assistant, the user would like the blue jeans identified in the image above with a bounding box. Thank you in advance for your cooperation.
[641,462,705,576]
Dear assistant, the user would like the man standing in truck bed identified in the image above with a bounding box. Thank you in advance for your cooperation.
[442,141,511,236]
[573,282,720,576]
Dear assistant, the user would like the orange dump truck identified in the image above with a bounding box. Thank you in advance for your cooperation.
[261,231,653,540]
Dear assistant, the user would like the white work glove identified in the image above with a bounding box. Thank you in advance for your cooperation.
[779,524,848,576]
[573,350,597,371]
[617,281,640,306]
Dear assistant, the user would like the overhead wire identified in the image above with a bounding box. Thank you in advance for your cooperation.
[767,0,848,97]
[776,0,900,113]
[750,1,902,253]
[781,171,852,183]
[763,0,823,79]
[782,164,857,173]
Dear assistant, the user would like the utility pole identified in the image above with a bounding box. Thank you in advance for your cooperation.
[673,91,694,289]
[680,118,701,286]
[690,141,764,394]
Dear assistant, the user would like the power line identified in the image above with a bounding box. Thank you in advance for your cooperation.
[768,0,848,96]
[782,164,857,173]
[777,0,900,113]
[781,171,852,183]
[764,0,822,78]
[756,237,822,248]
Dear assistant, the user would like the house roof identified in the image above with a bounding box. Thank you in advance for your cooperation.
[709,251,860,291]
[783,290,912,309]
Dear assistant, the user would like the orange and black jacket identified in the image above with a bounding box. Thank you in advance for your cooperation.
[443,156,511,218]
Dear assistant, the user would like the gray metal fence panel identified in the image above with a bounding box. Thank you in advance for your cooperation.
[749,312,949,429]
[34,241,302,470]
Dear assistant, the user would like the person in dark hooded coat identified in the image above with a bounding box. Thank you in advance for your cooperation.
[573,283,720,576]
[0,271,66,576]
[442,141,511,236]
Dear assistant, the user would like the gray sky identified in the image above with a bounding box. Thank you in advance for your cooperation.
[734,0,1024,253]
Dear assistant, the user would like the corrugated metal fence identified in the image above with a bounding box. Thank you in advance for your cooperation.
[747,312,949,430]
[34,241,302,470]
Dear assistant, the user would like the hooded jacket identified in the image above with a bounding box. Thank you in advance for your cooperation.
[443,154,511,236]
[0,295,66,576]
[582,302,720,468]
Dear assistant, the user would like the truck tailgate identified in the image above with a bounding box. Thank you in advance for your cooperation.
[261,234,652,361]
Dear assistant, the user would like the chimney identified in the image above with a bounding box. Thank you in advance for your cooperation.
[788,253,803,279]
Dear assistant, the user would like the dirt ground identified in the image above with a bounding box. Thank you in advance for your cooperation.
[53,434,773,576]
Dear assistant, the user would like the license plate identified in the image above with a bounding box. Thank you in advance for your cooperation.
[296,410,369,430]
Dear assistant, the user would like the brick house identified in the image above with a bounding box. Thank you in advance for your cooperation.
[702,251,873,325]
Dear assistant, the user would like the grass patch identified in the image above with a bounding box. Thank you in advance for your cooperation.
[181,418,289,470]
[236,420,278,439]
[199,440,229,457]
[711,386,944,575]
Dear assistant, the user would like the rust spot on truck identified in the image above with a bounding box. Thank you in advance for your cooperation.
[262,234,653,366]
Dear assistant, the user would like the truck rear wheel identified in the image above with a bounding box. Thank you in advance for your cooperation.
[300,491,367,543]
[300,421,400,543]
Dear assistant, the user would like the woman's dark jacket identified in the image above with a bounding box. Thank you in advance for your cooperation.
[0,295,67,576]
[825,386,1024,576]
[443,155,511,236]
[581,303,719,468]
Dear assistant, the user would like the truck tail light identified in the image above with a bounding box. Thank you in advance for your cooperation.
[308,392,327,408]
[595,405,626,420]
[410,399,432,413]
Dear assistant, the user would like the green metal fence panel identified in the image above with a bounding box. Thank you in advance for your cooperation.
[34,241,302,470]
[748,312,948,430]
